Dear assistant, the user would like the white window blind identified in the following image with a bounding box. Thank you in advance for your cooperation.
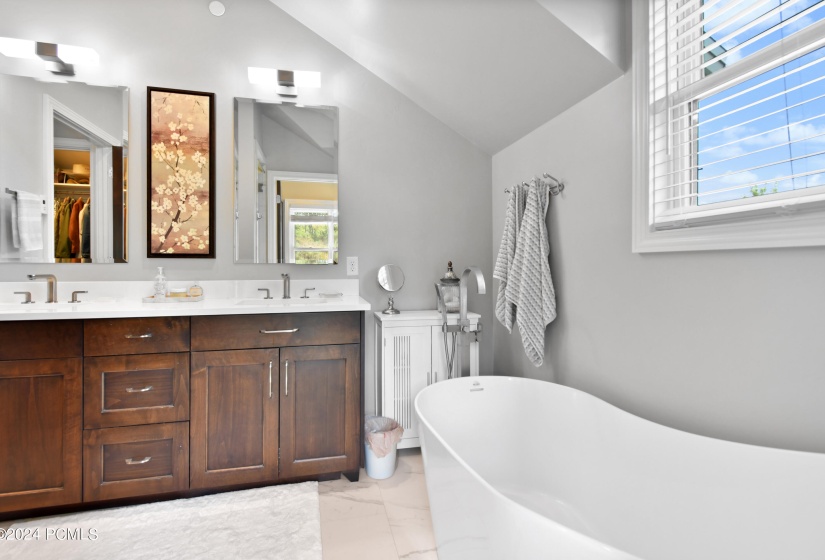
[649,0,825,229]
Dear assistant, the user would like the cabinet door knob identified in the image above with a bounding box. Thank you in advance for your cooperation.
[125,456,152,465]
[125,385,153,393]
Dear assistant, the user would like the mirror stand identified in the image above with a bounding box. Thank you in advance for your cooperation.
[383,296,400,315]
[377,264,405,315]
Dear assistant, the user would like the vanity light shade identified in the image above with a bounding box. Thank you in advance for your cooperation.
[248,67,278,86]
[294,71,321,88]
[58,44,99,65]
[0,37,38,59]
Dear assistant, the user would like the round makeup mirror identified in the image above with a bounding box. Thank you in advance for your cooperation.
[377,264,405,314]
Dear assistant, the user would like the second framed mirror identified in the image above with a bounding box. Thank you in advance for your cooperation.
[234,99,338,264]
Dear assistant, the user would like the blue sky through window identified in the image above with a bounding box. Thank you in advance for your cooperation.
[695,0,825,205]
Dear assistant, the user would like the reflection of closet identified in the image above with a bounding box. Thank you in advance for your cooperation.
[54,149,92,263]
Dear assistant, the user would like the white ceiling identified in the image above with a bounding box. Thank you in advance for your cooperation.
[270,0,626,155]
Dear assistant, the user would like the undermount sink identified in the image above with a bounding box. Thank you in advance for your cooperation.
[234,298,333,306]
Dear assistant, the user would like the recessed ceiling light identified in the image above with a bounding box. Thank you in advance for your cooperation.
[209,1,226,16]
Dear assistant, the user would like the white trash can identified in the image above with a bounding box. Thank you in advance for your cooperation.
[364,444,398,480]
[364,416,404,480]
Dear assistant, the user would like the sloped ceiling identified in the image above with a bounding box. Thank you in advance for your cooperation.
[270,0,626,155]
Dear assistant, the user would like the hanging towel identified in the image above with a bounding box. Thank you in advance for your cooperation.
[11,190,44,252]
[507,178,556,367]
[493,184,526,332]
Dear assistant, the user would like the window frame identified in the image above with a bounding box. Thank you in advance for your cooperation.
[284,198,338,264]
[632,0,825,252]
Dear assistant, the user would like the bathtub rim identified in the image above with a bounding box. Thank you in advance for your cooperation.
[414,375,825,560]
[414,376,641,560]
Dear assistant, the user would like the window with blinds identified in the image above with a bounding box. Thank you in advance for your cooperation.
[649,0,825,229]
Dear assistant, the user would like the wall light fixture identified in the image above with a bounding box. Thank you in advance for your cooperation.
[247,67,321,97]
[0,37,99,76]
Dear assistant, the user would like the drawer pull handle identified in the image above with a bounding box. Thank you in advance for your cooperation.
[259,328,299,334]
[124,333,153,339]
[125,456,152,465]
[125,385,153,393]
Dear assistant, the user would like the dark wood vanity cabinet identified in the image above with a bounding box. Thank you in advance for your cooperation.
[189,312,362,489]
[0,320,83,514]
[81,317,191,503]
[190,349,280,489]
[0,311,363,517]
[279,344,361,479]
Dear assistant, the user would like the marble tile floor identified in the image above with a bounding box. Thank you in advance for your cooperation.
[319,448,438,560]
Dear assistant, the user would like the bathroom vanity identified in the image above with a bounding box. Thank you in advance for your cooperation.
[0,288,369,518]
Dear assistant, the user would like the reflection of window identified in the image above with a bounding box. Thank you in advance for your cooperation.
[285,200,338,264]
[634,0,825,251]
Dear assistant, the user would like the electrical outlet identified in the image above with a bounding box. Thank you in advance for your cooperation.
[346,257,358,276]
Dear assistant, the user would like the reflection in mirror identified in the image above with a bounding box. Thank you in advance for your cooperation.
[0,73,128,263]
[234,98,337,264]
[378,264,405,315]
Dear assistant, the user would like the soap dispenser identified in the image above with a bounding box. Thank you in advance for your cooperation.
[153,267,168,301]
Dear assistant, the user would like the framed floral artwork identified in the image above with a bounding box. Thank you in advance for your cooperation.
[147,87,215,257]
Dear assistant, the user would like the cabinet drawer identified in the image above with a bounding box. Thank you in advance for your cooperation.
[0,320,82,360]
[83,422,189,502]
[84,353,189,429]
[84,317,190,356]
[191,312,360,351]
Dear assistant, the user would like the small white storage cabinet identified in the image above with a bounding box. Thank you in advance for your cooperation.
[374,310,480,449]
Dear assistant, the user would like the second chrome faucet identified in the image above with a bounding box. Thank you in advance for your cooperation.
[281,273,290,299]
[28,274,57,303]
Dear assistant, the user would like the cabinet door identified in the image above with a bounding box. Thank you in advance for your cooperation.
[0,358,82,513]
[280,344,360,478]
[190,349,279,489]
[382,326,431,444]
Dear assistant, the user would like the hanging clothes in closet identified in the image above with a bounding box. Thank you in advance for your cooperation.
[54,195,92,262]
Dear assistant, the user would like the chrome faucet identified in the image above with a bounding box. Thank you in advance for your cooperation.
[281,273,291,299]
[459,266,486,332]
[28,274,57,303]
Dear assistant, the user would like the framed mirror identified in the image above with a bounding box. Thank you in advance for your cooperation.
[0,73,128,263]
[234,98,338,264]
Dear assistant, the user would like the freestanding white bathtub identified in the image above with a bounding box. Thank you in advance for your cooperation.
[415,376,825,560]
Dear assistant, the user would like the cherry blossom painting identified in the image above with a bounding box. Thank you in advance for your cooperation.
[147,87,215,258]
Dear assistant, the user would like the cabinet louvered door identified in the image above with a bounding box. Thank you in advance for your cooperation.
[381,326,431,448]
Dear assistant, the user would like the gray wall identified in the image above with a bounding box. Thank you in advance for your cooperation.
[0,0,493,412]
[491,73,825,453]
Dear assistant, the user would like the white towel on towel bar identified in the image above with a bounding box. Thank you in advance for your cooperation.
[508,179,556,367]
[493,183,526,332]
[11,190,44,252]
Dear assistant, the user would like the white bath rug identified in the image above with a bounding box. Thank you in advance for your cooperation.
[3,482,322,560]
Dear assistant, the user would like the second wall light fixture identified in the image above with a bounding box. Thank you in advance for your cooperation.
[247,67,321,97]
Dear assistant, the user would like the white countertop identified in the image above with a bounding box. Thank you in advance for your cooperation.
[0,279,370,321]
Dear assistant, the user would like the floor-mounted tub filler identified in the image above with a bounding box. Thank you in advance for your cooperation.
[415,377,825,560]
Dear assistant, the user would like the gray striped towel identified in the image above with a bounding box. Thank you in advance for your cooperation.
[11,190,44,252]
[493,184,526,333]
[507,178,556,366]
